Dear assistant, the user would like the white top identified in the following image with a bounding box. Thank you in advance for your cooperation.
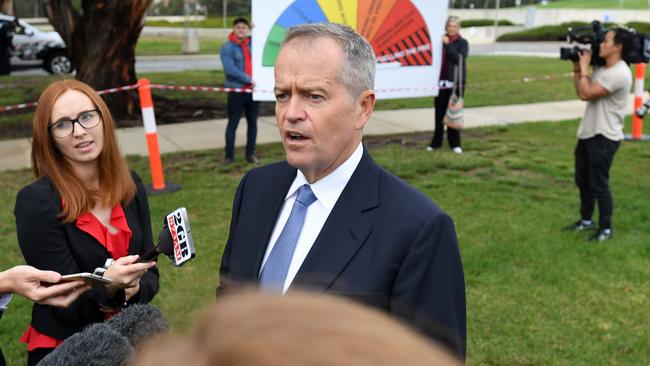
[260,142,364,293]
[578,60,632,141]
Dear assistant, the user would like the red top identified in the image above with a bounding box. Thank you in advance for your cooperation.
[228,32,253,89]
[21,204,131,351]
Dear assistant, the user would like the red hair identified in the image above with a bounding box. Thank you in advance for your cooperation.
[31,79,136,222]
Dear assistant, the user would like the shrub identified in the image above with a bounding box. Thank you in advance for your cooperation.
[626,22,650,35]
[461,19,515,27]
[494,21,650,42]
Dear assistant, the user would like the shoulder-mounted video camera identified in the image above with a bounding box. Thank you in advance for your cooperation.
[559,20,650,66]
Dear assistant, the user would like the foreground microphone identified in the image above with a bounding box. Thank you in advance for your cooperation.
[37,304,168,366]
[106,303,169,349]
[636,98,650,118]
[140,207,196,266]
[37,323,133,366]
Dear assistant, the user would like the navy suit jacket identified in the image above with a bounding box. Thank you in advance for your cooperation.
[219,148,466,357]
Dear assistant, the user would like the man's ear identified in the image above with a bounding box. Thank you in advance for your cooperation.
[354,90,376,130]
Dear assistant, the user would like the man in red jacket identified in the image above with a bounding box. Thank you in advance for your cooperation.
[220,18,260,165]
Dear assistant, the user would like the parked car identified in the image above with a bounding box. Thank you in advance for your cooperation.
[0,14,72,74]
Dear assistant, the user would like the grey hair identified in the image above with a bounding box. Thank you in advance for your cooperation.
[447,16,461,27]
[281,22,375,98]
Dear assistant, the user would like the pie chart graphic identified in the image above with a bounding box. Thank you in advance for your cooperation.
[262,0,432,67]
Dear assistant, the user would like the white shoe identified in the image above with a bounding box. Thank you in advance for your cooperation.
[452,146,463,154]
[426,146,434,152]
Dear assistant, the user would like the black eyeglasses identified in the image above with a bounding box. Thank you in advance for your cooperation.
[49,109,101,138]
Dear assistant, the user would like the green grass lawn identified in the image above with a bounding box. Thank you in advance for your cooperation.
[1,120,649,364]
[539,0,650,8]
[3,55,649,139]
[136,36,223,56]
[145,16,244,29]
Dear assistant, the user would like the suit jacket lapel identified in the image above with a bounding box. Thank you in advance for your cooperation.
[291,148,380,291]
[236,163,296,281]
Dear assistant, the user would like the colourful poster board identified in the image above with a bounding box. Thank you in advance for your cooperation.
[252,0,446,100]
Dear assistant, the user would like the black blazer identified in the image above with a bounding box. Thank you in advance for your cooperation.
[14,171,159,340]
[442,36,469,88]
[219,149,466,357]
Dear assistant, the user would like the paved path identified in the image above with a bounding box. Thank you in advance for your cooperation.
[4,97,632,172]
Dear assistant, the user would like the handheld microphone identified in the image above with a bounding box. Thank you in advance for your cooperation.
[636,99,650,118]
[37,323,134,366]
[140,207,196,266]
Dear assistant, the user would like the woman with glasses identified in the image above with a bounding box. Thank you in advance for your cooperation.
[13,80,159,365]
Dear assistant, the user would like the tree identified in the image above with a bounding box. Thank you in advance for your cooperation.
[43,0,153,120]
[0,0,13,14]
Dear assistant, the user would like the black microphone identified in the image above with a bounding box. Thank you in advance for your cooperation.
[37,323,134,366]
[37,304,169,366]
[636,98,650,118]
[140,207,196,266]
[106,303,169,349]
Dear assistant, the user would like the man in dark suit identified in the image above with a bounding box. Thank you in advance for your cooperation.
[218,23,466,358]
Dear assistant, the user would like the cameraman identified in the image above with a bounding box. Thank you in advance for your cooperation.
[567,28,633,241]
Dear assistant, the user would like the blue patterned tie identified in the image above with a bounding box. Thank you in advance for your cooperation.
[259,184,317,292]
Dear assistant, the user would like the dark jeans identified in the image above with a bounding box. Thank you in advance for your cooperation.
[0,49,10,75]
[430,88,461,149]
[28,347,54,366]
[225,92,259,159]
[574,135,620,229]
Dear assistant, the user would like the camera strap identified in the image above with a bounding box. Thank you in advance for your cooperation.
[453,55,463,99]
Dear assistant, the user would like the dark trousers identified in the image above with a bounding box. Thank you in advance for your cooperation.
[0,347,5,366]
[0,49,10,75]
[574,135,620,229]
[225,92,259,159]
[430,88,461,149]
[28,347,54,366]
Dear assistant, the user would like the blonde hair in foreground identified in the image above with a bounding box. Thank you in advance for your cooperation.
[133,290,462,366]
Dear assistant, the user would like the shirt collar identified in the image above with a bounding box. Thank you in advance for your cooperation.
[285,142,363,211]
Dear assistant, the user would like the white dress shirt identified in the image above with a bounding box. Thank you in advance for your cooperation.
[260,142,364,293]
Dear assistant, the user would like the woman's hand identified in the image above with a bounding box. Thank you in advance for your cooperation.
[0,265,91,307]
[103,255,156,298]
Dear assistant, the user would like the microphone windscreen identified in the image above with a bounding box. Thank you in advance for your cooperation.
[106,303,169,349]
[37,323,133,366]
[157,225,174,257]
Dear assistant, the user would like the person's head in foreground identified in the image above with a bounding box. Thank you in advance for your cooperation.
[134,290,462,366]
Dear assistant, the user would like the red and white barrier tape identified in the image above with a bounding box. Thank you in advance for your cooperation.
[0,101,39,112]
[0,83,139,113]
[149,84,259,93]
[97,83,139,95]
[0,72,577,113]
